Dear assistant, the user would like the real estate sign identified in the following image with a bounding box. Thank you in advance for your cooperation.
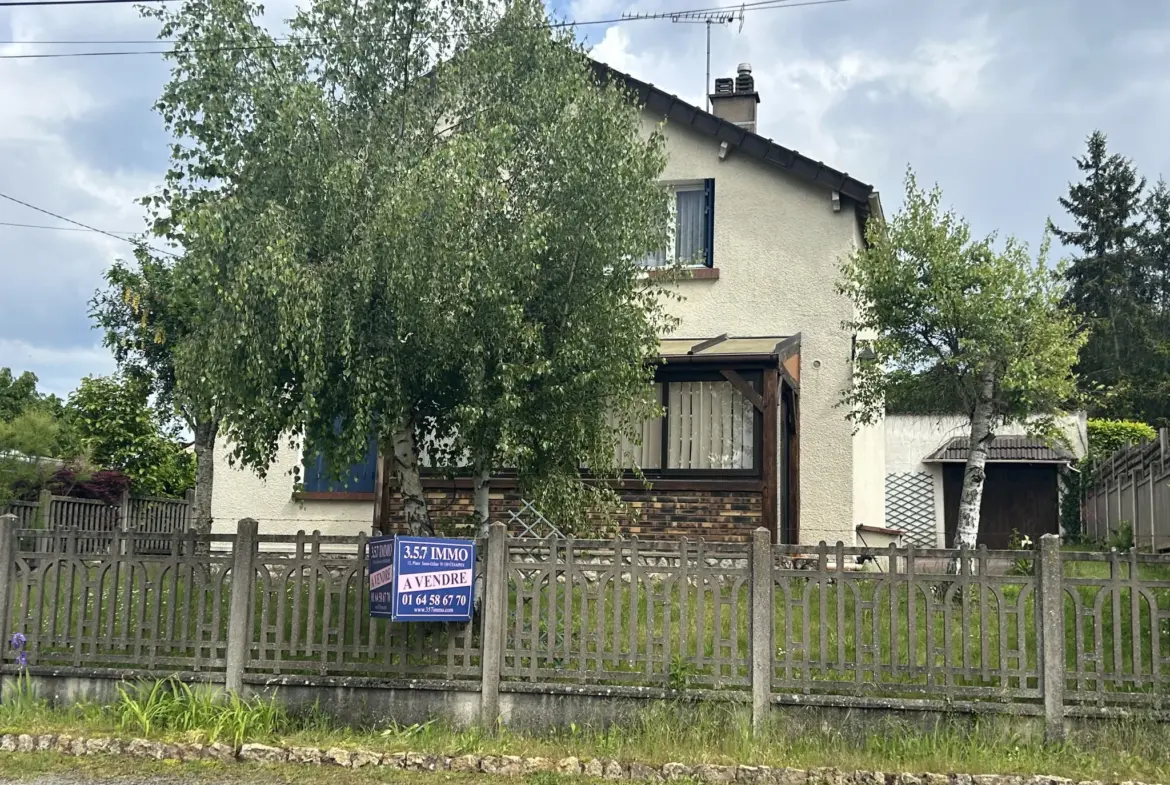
[383,536,475,622]
[367,535,396,619]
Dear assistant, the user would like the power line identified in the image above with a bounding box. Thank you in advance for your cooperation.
[0,0,850,58]
[0,193,178,257]
[0,0,176,5]
[0,220,137,234]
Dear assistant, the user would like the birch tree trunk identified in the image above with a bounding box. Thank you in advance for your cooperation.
[953,364,997,564]
[391,413,432,536]
[190,416,219,535]
[471,459,491,613]
[472,460,491,540]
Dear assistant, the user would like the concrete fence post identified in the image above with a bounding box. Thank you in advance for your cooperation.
[184,488,196,532]
[0,514,15,636]
[750,527,773,735]
[37,489,52,529]
[225,517,258,694]
[0,514,14,702]
[480,521,507,728]
[1037,533,1066,742]
[118,488,131,533]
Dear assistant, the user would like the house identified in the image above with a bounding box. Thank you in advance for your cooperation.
[883,414,1087,549]
[211,61,887,546]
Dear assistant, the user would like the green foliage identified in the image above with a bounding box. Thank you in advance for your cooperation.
[67,375,194,497]
[0,672,45,725]
[844,170,1082,429]
[841,171,1083,544]
[1107,520,1135,552]
[0,410,66,503]
[91,255,193,430]
[145,0,673,531]
[91,253,219,531]
[1061,468,1084,542]
[1086,418,1157,463]
[1051,132,1170,427]
[666,654,695,695]
[116,679,288,749]
[0,369,41,422]
[1006,529,1036,576]
[0,370,77,504]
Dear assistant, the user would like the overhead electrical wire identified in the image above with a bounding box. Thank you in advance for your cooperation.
[0,220,137,234]
[0,0,174,6]
[0,193,179,258]
[0,0,849,57]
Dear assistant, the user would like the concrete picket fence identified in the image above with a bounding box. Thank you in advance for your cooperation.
[1,515,1168,738]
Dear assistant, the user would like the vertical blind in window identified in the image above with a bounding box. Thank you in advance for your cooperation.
[666,381,755,470]
[675,189,706,265]
[607,384,663,469]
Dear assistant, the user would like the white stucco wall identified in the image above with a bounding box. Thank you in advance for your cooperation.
[210,107,880,544]
[210,439,374,537]
[649,112,873,545]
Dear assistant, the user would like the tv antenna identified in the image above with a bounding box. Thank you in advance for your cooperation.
[620,5,744,112]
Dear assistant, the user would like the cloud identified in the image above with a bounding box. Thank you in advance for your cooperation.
[2,0,1170,403]
[0,339,115,400]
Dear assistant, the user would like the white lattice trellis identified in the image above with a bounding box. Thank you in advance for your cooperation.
[884,472,937,547]
[505,499,565,539]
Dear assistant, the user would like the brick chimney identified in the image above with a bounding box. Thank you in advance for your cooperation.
[709,63,759,133]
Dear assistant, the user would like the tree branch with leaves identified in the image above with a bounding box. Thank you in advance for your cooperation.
[841,170,1083,552]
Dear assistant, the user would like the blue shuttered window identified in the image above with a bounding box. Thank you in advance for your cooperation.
[303,437,378,493]
[641,180,715,268]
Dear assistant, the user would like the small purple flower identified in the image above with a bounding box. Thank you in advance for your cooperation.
[10,632,26,669]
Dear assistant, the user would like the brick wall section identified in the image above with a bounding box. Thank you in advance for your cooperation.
[379,483,763,541]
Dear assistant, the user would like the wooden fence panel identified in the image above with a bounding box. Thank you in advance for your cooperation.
[1085,430,1170,551]
[127,496,192,555]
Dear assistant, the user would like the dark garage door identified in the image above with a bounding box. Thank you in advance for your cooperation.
[943,463,1059,549]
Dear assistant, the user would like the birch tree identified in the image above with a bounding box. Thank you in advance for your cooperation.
[841,171,1082,551]
[148,0,671,535]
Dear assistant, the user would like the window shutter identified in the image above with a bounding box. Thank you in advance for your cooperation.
[303,451,328,492]
[303,436,378,493]
[703,178,715,268]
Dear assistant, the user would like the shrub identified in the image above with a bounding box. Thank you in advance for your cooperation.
[1087,419,1157,463]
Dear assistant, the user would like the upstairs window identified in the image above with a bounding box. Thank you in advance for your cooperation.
[642,180,715,268]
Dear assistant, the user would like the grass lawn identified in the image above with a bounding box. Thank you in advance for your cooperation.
[4,687,1170,784]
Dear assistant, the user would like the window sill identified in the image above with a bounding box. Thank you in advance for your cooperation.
[294,475,762,502]
[294,491,375,501]
[646,266,720,281]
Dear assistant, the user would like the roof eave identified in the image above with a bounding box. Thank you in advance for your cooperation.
[591,59,875,208]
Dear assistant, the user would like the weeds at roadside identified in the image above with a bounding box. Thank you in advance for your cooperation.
[115,678,289,747]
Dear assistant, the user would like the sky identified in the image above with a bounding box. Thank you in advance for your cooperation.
[1,0,1169,400]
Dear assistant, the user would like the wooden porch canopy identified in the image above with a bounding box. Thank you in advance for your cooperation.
[655,334,801,543]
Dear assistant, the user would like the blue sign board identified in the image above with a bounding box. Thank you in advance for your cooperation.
[369,536,475,622]
[367,535,396,619]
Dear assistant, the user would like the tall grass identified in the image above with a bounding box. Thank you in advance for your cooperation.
[115,679,289,748]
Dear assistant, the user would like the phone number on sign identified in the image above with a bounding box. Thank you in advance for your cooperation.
[401,593,468,607]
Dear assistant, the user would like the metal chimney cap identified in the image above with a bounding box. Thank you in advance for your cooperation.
[737,63,752,74]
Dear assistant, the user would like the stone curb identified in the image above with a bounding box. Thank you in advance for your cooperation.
[0,733,1125,785]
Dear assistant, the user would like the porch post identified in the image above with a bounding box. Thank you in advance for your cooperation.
[761,367,780,542]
